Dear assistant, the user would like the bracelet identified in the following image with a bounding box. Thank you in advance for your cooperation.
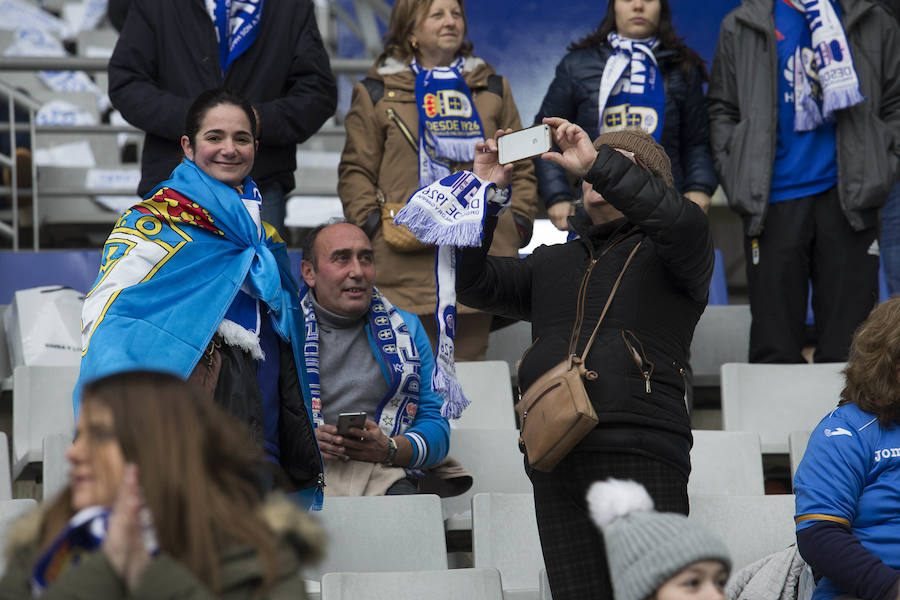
[382,436,398,466]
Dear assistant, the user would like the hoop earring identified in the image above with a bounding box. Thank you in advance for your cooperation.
[410,39,418,51]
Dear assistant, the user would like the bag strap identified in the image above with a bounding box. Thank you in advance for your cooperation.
[577,241,642,363]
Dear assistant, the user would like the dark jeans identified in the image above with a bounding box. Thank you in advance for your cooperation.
[881,182,900,297]
[744,187,878,363]
[528,451,689,600]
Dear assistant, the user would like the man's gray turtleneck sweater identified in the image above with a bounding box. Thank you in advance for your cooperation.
[310,293,389,427]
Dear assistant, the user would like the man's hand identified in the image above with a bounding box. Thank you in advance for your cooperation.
[547,201,574,231]
[473,129,514,188]
[315,424,349,462]
[341,419,391,463]
[540,117,598,179]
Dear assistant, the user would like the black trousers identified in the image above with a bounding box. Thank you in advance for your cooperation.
[744,187,878,363]
[528,451,689,600]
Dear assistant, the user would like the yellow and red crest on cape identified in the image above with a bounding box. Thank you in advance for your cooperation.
[135,188,224,236]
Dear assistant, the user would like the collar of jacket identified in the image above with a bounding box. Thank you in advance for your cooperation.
[594,42,680,67]
[735,0,875,33]
[569,212,632,252]
[367,55,493,90]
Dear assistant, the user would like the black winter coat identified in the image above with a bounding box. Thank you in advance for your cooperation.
[108,0,337,197]
[533,45,716,207]
[457,147,714,474]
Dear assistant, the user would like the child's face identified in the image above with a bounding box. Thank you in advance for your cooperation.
[653,560,728,600]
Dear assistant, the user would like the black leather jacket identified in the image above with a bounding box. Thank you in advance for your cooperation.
[533,44,717,207]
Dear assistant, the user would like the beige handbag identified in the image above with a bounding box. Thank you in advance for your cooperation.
[515,241,641,472]
[378,189,430,253]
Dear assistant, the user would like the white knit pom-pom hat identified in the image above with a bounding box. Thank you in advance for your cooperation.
[587,478,731,600]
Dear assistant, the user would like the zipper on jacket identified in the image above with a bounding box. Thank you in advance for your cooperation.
[385,107,419,153]
[674,361,689,415]
[621,330,654,394]
[568,255,599,356]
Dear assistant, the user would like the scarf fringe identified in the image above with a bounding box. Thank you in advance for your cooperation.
[394,203,483,247]
[795,94,823,131]
[822,87,866,121]
[433,137,479,163]
[216,318,265,360]
[434,364,470,419]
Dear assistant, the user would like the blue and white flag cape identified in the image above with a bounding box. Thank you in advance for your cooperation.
[394,171,509,418]
[208,0,264,75]
[75,159,321,509]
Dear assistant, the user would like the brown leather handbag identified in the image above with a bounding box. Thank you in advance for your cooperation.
[378,188,430,253]
[515,241,641,472]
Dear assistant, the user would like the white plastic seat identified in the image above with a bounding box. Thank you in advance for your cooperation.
[42,432,71,502]
[452,361,516,430]
[539,569,552,600]
[688,494,798,571]
[485,321,531,384]
[689,430,764,495]
[442,429,532,531]
[789,430,812,480]
[689,305,751,387]
[472,493,545,599]
[0,306,12,386]
[0,499,38,576]
[720,362,845,453]
[304,494,447,582]
[0,433,11,501]
[321,568,504,600]
[12,365,78,479]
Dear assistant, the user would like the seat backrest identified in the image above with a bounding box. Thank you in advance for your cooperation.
[720,362,845,453]
[688,494,797,571]
[321,568,504,600]
[0,306,11,382]
[305,494,447,580]
[452,361,516,430]
[789,430,812,480]
[689,305,751,387]
[0,433,11,501]
[442,429,532,530]
[42,432,71,502]
[0,250,100,304]
[485,321,531,384]
[689,430,764,495]
[12,365,78,479]
[0,499,38,576]
[472,493,545,592]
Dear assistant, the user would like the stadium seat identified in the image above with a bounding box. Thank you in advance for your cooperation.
[689,430,764,495]
[304,494,447,582]
[0,433,11,501]
[442,428,532,531]
[0,250,100,304]
[472,493,545,599]
[789,430,812,480]
[452,361,517,430]
[321,568,504,600]
[42,432,70,502]
[0,499,38,576]
[12,365,78,479]
[688,494,798,571]
[719,362,845,453]
[485,320,531,385]
[0,306,12,386]
[539,569,552,600]
[689,305,751,387]
[707,249,729,306]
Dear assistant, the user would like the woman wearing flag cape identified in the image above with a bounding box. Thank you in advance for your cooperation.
[534,0,716,229]
[0,372,323,598]
[76,89,324,509]
[455,120,714,600]
[338,0,539,371]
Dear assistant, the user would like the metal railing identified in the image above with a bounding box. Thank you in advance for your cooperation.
[0,80,39,251]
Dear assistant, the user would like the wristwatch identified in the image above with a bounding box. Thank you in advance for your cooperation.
[382,437,398,466]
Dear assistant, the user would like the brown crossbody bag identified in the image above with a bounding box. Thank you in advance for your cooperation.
[515,240,642,472]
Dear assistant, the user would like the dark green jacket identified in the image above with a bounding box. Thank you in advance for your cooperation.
[0,496,322,599]
[708,0,900,236]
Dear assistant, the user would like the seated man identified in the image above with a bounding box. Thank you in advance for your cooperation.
[300,221,450,495]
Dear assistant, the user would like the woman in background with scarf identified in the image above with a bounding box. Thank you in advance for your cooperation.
[534,0,716,230]
[338,0,538,364]
[0,372,323,598]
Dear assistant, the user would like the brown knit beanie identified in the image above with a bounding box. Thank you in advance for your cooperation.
[593,129,674,189]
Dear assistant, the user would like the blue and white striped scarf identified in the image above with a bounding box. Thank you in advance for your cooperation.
[599,32,665,141]
[206,0,264,75]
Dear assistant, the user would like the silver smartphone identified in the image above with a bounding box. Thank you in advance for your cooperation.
[337,411,367,436]
[498,124,552,165]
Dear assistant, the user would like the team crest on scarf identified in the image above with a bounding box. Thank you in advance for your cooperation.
[599,33,665,141]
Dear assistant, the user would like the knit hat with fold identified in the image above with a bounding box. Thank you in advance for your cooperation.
[587,479,731,600]
[593,129,674,189]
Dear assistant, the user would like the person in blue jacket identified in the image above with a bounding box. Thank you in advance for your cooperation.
[533,0,716,229]
[299,222,450,496]
[794,297,900,600]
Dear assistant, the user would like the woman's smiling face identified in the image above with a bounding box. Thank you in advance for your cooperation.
[181,103,257,187]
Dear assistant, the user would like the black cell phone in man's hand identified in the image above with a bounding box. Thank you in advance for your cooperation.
[337,412,367,436]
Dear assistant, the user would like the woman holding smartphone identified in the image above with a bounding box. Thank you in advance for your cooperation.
[534,0,716,230]
[0,372,323,599]
[338,0,538,360]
